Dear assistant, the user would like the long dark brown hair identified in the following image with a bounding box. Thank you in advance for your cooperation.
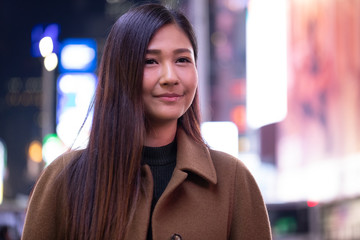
[65,4,203,240]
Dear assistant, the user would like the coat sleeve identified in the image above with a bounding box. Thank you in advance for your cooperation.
[229,159,272,239]
[21,154,69,240]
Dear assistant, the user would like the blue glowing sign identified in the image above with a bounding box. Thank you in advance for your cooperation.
[56,73,97,148]
[59,38,97,73]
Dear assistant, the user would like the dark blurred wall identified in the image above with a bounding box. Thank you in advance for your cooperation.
[0,0,108,198]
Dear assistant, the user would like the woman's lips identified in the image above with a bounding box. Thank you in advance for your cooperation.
[157,93,183,102]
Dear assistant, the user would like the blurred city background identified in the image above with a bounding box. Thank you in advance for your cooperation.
[0,0,359,239]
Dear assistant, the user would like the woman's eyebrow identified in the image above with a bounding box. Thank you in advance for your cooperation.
[146,49,161,54]
[146,48,193,55]
[173,48,192,54]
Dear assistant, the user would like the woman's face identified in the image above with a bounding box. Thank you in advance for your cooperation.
[143,24,198,126]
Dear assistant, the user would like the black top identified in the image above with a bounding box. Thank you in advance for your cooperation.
[142,140,177,240]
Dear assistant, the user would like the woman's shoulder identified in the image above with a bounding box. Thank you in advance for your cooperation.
[47,149,83,169]
[27,149,84,210]
[43,150,82,174]
[35,149,83,188]
[208,149,245,170]
[207,148,255,183]
[23,151,83,240]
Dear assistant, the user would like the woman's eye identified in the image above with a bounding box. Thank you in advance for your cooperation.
[177,57,191,63]
[145,59,157,64]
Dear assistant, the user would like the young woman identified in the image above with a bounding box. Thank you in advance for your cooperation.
[22,4,271,240]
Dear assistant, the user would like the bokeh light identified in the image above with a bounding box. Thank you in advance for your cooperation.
[28,140,42,163]
[44,53,58,71]
[39,36,54,57]
[42,134,66,166]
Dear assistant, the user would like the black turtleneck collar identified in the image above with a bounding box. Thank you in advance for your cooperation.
[142,140,177,166]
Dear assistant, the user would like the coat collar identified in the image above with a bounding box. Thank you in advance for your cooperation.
[175,129,217,185]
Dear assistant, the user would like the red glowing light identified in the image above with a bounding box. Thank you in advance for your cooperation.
[307,200,319,208]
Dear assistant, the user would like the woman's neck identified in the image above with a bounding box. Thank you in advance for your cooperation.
[145,121,177,147]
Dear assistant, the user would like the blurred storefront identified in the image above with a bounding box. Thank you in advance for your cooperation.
[278,0,360,204]
[208,0,360,239]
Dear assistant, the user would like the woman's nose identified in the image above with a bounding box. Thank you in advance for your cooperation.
[159,62,179,86]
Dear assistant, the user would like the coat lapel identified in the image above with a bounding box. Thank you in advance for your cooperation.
[153,129,218,216]
[125,128,218,240]
[175,129,217,185]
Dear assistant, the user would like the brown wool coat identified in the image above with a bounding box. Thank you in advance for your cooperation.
[22,130,272,240]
